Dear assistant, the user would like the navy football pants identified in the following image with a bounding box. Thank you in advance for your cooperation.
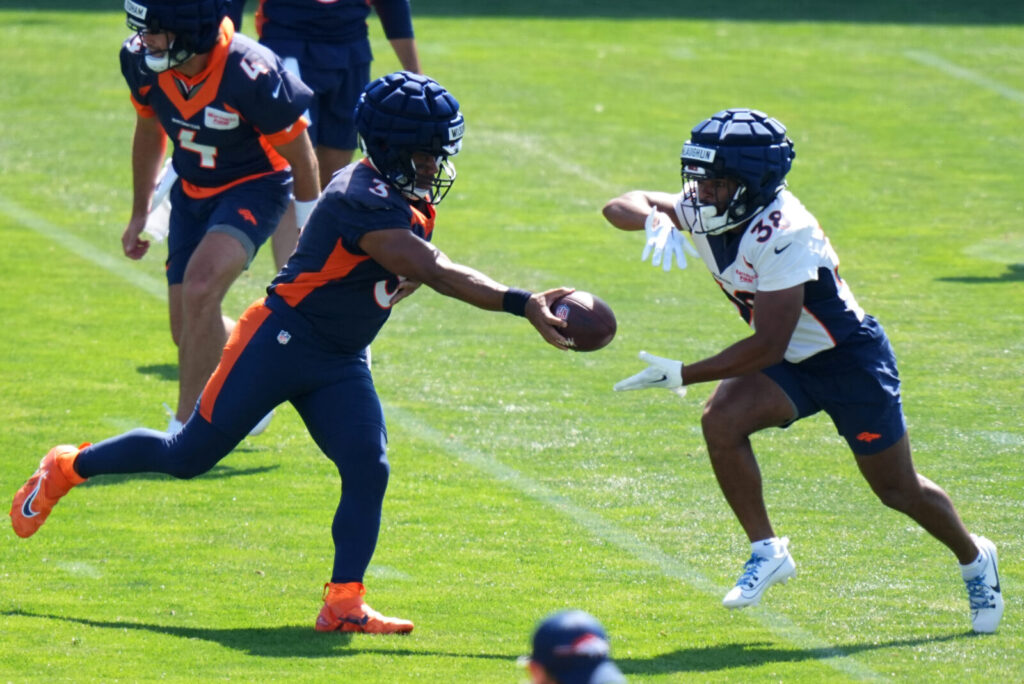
[75,300,389,584]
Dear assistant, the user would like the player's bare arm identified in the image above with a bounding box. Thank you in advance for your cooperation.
[359,227,571,349]
[272,130,320,204]
[681,283,804,385]
[602,191,681,231]
[123,113,167,260]
[388,38,421,73]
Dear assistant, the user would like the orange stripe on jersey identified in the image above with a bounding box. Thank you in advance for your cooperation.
[219,103,302,173]
[274,240,371,307]
[199,299,270,423]
[258,134,289,172]
[410,203,436,239]
[130,92,156,118]
[157,17,234,120]
[262,115,309,147]
[181,169,278,198]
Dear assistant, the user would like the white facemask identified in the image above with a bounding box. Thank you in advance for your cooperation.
[678,180,748,236]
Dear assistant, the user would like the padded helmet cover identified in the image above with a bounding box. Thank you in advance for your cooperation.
[355,71,465,203]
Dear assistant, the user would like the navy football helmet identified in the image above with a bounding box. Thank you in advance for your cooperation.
[354,72,465,205]
[125,0,227,72]
[678,108,795,235]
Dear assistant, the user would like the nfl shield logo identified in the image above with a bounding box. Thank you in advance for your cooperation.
[277,330,291,345]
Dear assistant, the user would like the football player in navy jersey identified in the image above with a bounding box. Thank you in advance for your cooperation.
[256,0,421,187]
[253,0,421,269]
[120,0,321,435]
[603,109,1003,633]
[11,72,573,634]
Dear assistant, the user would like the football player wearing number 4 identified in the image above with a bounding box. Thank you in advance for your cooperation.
[120,0,321,435]
[12,72,574,634]
[603,108,1003,634]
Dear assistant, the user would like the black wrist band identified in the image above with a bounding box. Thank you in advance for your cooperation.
[502,288,532,317]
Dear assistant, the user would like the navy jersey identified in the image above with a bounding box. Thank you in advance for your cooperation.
[121,18,313,197]
[256,0,413,44]
[265,159,434,353]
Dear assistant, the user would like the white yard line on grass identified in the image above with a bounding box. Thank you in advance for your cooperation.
[5,193,878,678]
[0,194,167,301]
[904,50,1024,104]
[383,403,878,680]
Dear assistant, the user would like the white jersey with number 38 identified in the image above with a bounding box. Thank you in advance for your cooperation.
[674,189,865,363]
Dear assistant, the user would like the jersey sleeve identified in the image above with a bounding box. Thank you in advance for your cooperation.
[753,221,822,291]
[232,49,313,138]
[372,0,415,39]
[120,37,156,117]
[320,197,413,255]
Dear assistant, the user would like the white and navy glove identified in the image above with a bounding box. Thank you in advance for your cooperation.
[142,158,177,243]
[613,351,687,397]
[641,208,698,272]
[294,198,317,230]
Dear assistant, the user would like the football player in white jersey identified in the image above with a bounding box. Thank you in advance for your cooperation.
[603,108,1003,634]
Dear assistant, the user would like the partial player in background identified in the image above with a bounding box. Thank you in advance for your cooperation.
[251,0,422,269]
[118,0,320,434]
[603,108,1003,633]
[225,0,245,30]
[12,72,573,634]
[522,610,626,684]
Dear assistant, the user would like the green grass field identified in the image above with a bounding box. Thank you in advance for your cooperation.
[1,1,1021,681]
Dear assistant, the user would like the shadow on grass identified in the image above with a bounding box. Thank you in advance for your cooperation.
[937,263,1024,284]
[78,463,279,488]
[137,363,178,382]
[2,610,511,660]
[616,634,972,675]
[3,610,974,670]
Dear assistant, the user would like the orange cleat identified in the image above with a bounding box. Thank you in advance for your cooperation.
[10,444,88,538]
[315,582,414,634]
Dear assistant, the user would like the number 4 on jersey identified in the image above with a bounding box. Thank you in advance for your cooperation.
[178,129,217,168]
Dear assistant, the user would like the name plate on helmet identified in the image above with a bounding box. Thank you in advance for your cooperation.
[125,0,147,20]
[682,144,716,163]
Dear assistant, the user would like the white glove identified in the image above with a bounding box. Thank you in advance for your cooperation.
[640,209,698,272]
[613,351,687,397]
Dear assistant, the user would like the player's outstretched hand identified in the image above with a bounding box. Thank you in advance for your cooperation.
[613,350,687,396]
[525,287,574,350]
[641,209,697,272]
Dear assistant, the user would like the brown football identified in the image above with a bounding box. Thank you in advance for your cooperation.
[551,291,617,352]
